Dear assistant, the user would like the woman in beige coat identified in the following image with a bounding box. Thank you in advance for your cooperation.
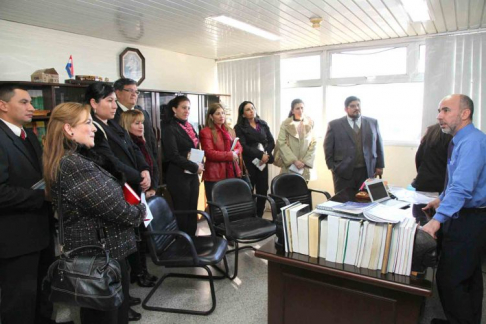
[275,99,317,181]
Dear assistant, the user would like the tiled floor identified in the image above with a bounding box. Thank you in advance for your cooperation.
[47,217,485,324]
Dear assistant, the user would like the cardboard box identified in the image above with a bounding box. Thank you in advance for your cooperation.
[31,68,59,83]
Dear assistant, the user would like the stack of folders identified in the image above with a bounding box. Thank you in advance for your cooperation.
[280,201,418,276]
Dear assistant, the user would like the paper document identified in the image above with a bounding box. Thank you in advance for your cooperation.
[363,204,410,223]
[31,179,46,190]
[252,158,266,171]
[289,164,304,175]
[185,148,205,174]
[141,193,153,227]
[230,138,239,151]
[388,186,437,204]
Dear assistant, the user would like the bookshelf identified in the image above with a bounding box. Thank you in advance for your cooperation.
[1,81,230,187]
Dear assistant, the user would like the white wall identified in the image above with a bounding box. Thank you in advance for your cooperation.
[306,140,418,205]
[0,20,217,93]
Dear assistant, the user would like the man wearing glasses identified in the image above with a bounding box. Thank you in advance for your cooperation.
[113,78,158,178]
[324,96,384,194]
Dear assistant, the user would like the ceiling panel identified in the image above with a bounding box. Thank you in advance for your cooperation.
[0,0,484,60]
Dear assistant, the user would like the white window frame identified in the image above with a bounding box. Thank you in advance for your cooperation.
[280,40,425,145]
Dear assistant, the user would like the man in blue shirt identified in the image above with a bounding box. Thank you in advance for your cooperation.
[423,94,486,324]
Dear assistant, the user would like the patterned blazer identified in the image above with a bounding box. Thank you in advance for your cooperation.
[52,152,144,259]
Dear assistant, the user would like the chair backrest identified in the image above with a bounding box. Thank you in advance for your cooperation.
[271,173,311,210]
[210,178,256,224]
[146,196,178,256]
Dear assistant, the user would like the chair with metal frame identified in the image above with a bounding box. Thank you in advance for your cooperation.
[270,173,331,210]
[208,178,277,280]
[143,196,229,315]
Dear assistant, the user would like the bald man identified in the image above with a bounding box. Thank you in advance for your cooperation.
[422,94,486,324]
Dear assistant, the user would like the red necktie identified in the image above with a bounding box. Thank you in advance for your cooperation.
[20,129,26,140]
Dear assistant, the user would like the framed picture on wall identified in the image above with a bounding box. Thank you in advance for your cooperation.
[119,47,145,85]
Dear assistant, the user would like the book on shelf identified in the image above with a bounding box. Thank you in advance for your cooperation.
[381,223,394,274]
[326,216,340,263]
[318,217,328,259]
[280,202,301,253]
[289,204,310,253]
[336,218,349,263]
[332,201,376,215]
[298,212,312,256]
[308,213,324,258]
[343,220,361,266]
[316,200,344,211]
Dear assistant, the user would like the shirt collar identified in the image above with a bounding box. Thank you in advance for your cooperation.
[117,101,131,112]
[347,115,361,125]
[0,118,24,138]
[452,123,474,145]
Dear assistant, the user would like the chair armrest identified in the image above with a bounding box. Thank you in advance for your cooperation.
[253,194,278,222]
[144,230,199,263]
[309,188,331,200]
[268,194,291,206]
[173,209,217,240]
[207,201,233,239]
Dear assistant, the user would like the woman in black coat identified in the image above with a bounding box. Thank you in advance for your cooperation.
[161,95,203,235]
[43,102,145,324]
[85,83,156,312]
[234,101,275,217]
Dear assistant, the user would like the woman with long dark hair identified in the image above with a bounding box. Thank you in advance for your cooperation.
[200,103,242,201]
[161,95,203,235]
[85,82,156,320]
[43,102,144,324]
[275,98,316,181]
[234,101,275,217]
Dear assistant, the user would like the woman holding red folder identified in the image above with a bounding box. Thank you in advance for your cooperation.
[200,103,242,201]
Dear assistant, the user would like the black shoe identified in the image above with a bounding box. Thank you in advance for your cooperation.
[143,270,158,282]
[129,295,141,306]
[430,319,450,324]
[128,308,141,322]
[131,273,156,287]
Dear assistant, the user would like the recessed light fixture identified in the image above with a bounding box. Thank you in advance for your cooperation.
[401,0,431,22]
[209,15,280,41]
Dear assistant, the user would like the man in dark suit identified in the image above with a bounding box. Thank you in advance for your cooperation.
[113,78,159,190]
[0,84,50,324]
[324,96,384,194]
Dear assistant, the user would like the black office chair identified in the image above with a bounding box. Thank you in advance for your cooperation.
[270,173,331,250]
[270,173,331,210]
[143,196,229,315]
[208,178,277,280]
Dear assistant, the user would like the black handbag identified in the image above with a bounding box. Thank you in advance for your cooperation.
[43,162,124,310]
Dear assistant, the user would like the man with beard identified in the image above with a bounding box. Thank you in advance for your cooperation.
[422,94,486,324]
[324,96,384,194]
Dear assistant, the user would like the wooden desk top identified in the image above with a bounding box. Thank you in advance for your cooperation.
[255,240,433,297]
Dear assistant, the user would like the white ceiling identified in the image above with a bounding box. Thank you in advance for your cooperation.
[1,0,485,60]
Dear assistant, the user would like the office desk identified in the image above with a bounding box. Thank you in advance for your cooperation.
[255,240,433,324]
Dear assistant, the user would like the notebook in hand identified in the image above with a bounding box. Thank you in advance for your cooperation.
[365,179,410,209]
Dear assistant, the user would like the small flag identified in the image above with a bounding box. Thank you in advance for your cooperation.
[65,55,74,78]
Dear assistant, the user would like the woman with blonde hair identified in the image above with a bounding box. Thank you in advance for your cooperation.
[43,102,145,324]
[119,109,159,198]
[275,98,316,181]
[200,103,242,201]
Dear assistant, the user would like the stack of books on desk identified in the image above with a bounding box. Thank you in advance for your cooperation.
[281,202,418,276]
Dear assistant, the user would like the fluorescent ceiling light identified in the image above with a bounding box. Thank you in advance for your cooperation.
[209,15,280,41]
[401,0,431,22]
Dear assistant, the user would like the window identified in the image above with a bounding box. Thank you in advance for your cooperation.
[326,83,423,144]
[281,55,321,86]
[331,47,407,78]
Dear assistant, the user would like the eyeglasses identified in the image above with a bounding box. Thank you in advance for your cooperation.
[122,89,140,95]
